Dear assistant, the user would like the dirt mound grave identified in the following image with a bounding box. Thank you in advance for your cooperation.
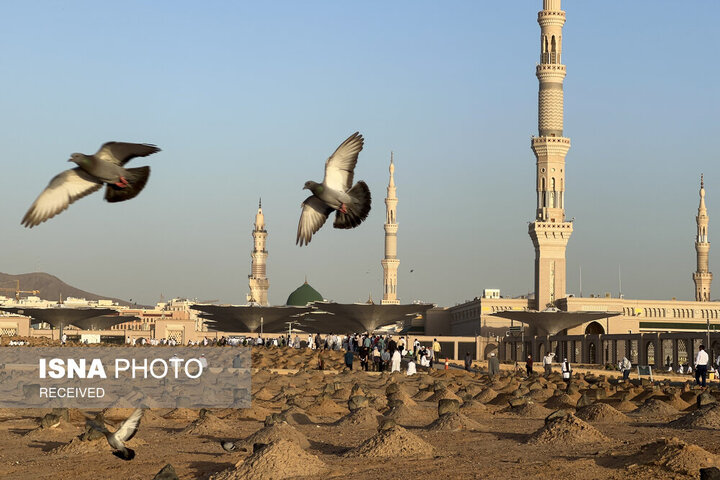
[632,398,678,418]
[663,393,691,411]
[346,425,434,458]
[163,408,199,420]
[575,403,629,423]
[304,397,346,417]
[460,399,491,417]
[23,419,79,439]
[279,406,315,425]
[224,404,274,422]
[669,403,720,429]
[181,410,229,435]
[614,399,638,413]
[632,437,720,475]
[527,413,610,445]
[384,404,434,426]
[210,439,326,480]
[243,421,310,450]
[49,436,111,456]
[334,407,382,428]
[50,430,146,456]
[426,412,483,431]
[505,402,552,418]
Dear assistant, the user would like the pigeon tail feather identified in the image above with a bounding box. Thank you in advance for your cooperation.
[333,181,371,229]
[104,166,150,203]
[113,447,135,461]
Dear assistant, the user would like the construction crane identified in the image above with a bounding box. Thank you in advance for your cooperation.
[0,280,40,300]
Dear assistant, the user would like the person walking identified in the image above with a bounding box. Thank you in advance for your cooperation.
[695,344,709,388]
[525,354,534,377]
[542,352,553,376]
[372,346,381,371]
[561,358,572,386]
[432,339,442,366]
[360,347,369,371]
[464,352,473,371]
[620,356,632,381]
[344,349,354,370]
[487,352,500,377]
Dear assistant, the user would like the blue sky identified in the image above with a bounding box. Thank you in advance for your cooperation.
[0,1,718,306]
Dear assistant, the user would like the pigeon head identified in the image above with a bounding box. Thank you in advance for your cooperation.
[303,181,322,194]
[68,153,91,167]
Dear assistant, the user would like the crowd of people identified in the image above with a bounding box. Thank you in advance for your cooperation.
[60,330,463,376]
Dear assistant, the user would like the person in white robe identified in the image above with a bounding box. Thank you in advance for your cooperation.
[391,349,402,373]
[406,360,417,376]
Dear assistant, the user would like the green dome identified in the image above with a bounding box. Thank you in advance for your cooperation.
[286,281,323,306]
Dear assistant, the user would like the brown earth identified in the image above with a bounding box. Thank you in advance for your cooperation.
[3,347,720,479]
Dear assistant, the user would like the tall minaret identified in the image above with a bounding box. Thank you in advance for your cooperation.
[248,199,269,306]
[381,153,400,305]
[528,0,573,310]
[694,174,712,301]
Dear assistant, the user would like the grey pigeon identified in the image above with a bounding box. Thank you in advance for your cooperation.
[21,142,160,228]
[220,440,237,452]
[296,132,371,246]
[153,464,180,480]
[87,407,144,460]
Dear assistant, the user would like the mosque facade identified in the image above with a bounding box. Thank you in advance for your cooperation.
[443,0,720,340]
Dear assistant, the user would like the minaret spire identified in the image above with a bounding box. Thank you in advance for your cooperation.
[694,174,712,301]
[528,0,573,309]
[248,200,269,305]
[382,152,400,305]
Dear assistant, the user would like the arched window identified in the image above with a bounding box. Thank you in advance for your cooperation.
[541,178,546,207]
[551,177,556,207]
[551,36,557,63]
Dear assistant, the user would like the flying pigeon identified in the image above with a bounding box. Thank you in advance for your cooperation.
[87,408,144,460]
[21,142,160,228]
[296,132,372,246]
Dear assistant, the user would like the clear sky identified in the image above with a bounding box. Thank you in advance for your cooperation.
[1,1,718,307]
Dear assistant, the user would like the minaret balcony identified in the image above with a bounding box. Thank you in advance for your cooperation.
[536,64,566,78]
[532,136,570,145]
[538,10,565,20]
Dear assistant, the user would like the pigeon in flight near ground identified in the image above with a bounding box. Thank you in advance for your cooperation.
[296,132,372,246]
[87,408,144,460]
[21,142,160,228]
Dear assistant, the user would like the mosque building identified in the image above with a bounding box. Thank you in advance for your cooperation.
[440,0,720,348]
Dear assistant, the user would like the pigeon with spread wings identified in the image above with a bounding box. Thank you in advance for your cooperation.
[87,408,144,460]
[21,142,160,228]
[296,132,371,246]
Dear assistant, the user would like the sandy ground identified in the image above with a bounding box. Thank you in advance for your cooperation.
[1,346,720,480]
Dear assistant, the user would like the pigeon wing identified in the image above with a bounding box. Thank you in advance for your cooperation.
[113,408,144,443]
[322,132,363,192]
[296,195,333,246]
[95,142,161,166]
[21,168,103,228]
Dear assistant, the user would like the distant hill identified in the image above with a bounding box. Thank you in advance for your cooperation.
[0,272,132,306]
